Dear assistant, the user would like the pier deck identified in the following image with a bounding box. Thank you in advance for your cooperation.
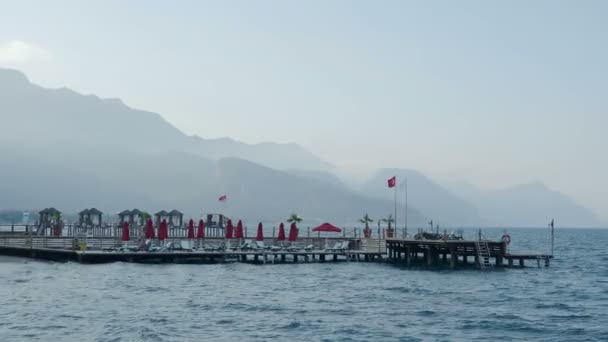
[386,238,552,268]
[0,232,552,268]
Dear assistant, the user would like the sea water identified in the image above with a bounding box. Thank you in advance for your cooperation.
[0,228,606,341]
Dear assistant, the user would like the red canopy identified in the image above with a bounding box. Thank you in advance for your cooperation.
[312,223,342,233]
[277,222,285,241]
[225,219,233,239]
[197,219,205,239]
[145,219,155,239]
[187,219,195,239]
[235,220,244,239]
[288,222,298,242]
[256,223,264,241]
[121,222,130,241]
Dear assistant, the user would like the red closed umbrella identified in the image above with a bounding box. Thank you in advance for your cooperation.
[277,222,286,241]
[288,222,298,242]
[187,219,195,239]
[256,223,264,241]
[121,222,130,241]
[312,223,342,233]
[235,220,244,239]
[197,219,205,239]
[225,219,233,239]
[144,219,155,239]
[159,219,168,241]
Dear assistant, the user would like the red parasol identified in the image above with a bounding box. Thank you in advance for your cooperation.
[121,222,130,241]
[235,220,244,239]
[197,219,205,239]
[225,219,233,239]
[277,222,286,241]
[145,219,155,239]
[256,222,264,241]
[288,222,298,242]
[312,223,342,233]
[187,219,195,239]
[159,219,168,241]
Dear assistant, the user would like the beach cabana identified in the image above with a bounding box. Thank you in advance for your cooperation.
[38,208,61,227]
[168,210,183,228]
[79,208,103,227]
[154,210,169,226]
[118,210,132,224]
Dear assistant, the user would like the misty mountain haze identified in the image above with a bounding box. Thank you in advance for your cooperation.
[0,68,603,227]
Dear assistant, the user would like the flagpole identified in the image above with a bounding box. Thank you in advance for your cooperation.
[394,178,397,236]
[551,219,554,256]
[404,177,408,239]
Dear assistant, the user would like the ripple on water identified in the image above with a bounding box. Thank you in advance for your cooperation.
[0,228,607,341]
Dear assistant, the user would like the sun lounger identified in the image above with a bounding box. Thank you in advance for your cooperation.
[325,241,342,251]
[253,241,271,250]
[338,241,350,251]
[203,241,225,251]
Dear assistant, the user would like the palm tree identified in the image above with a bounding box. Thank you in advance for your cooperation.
[287,213,302,224]
[381,214,394,230]
[359,214,373,238]
[359,214,373,229]
[382,214,395,238]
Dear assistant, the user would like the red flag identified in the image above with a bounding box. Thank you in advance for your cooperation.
[387,176,396,188]
[218,195,227,201]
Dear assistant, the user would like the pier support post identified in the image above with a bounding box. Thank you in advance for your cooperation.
[281,254,286,262]
[545,258,550,267]
[426,248,433,266]
[294,254,298,263]
[519,258,524,267]
[333,254,338,261]
[450,248,456,270]
[405,247,411,266]
[496,255,503,267]
[508,258,513,267]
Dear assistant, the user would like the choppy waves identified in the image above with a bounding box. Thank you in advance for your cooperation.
[0,228,607,341]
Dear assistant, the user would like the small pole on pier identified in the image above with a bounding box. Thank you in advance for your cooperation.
[549,219,555,256]
[404,177,408,238]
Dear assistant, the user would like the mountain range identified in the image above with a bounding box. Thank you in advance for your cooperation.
[0,68,602,227]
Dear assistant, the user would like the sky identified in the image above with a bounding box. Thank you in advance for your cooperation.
[1,0,606,221]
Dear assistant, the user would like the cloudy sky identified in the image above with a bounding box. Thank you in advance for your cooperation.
[1,0,606,221]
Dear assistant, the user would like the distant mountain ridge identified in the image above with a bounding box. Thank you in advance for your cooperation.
[0,68,602,227]
[444,181,602,227]
[0,68,332,171]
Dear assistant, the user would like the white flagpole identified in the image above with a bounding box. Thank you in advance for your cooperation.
[404,177,408,238]
[394,177,397,236]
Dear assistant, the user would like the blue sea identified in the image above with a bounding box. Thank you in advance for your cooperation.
[0,228,606,341]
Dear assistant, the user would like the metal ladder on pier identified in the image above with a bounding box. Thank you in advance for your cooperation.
[475,240,493,270]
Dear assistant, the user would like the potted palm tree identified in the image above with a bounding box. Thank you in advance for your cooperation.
[286,213,302,243]
[287,213,302,225]
[382,214,395,238]
[360,214,373,238]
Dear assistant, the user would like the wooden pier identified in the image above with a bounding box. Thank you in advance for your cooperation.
[0,232,552,269]
[386,238,552,269]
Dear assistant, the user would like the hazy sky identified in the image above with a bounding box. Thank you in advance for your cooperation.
[1,0,606,221]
